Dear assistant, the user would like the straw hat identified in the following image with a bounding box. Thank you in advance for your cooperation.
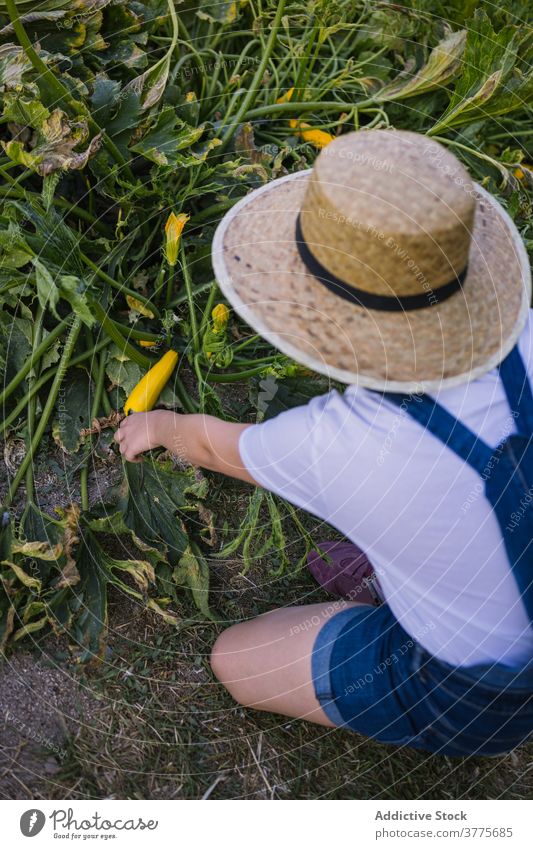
[212,130,531,392]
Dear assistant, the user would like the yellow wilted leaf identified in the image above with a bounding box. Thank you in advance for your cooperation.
[11,540,63,561]
[377,30,466,102]
[1,560,41,591]
[126,294,155,318]
[13,617,48,641]
[147,598,180,625]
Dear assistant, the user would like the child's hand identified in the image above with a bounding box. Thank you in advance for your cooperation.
[114,410,174,463]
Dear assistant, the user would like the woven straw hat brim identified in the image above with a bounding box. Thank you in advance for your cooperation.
[212,170,531,392]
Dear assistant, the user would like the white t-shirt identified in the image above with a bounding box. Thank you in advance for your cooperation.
[239,311,533,668]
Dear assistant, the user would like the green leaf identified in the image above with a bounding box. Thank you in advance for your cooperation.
[74,532,108,662]
[173,546,212,619]
[90,74,121,121]
[0,227,34,270]
[377,29,466,101]
[2,95,50,129]
[123,0,178,110]
[105,345,144,397]
[130,107,204,166]
[197,1,240,24]
[430,11,523,134]
[109,458,192,560]
[105,457,211,614]
[1,560,41,591]
[1,315,32,394]
[33,257,60,316]
[52,368,93,454]
[86,511,167,571]
[58,275,96,327]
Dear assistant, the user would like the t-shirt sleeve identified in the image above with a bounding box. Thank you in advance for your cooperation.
[238,390,342,517]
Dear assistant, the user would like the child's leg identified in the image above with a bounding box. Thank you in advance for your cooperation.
[211,601,362,727]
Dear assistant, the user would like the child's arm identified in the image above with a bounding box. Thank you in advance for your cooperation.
[114,410,257,485]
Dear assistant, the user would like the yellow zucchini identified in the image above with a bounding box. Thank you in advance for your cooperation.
[124,350,179,414]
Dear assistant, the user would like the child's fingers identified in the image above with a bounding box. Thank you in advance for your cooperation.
[120,441,137,462]
[124,451,144,464]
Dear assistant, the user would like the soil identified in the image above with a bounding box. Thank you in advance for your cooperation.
[0,649,99,799]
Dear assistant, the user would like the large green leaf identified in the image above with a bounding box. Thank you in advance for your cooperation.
[105,457,212,614]
[122,0,178,110]
[430,11,526,134]
[130,107,205,166]
[173,545,212,619]
[51,368,93,454]
[377,30,466,101]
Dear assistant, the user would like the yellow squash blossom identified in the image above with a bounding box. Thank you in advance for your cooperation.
[124,350,178,415]
[212,303,230,333]
[277,88,335,149]
[276,87,294,104]
[276,88,335,149]
[514,163,533,181]
[125,294,155,318]
[289,119,334,149]
[164,212,189,267]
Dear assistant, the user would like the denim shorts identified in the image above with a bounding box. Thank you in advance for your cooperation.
[312,604,533,756]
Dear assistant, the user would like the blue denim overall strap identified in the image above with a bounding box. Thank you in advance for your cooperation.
[382,343,533,626]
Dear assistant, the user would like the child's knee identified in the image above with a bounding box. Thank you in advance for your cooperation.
[211,627,238,689]
[210,624,254,705]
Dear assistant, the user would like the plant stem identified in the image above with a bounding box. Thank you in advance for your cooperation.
[200,282,218,336]
[153,263,166,305]
[190,200,234,225]
[0,316,71,407]
[0,339,112,434]
[174,374,198,414]
[230,334,261,353]
[206,364,275,383]
[233,355,277,366]
[91,301,154,369]
[165,265,176,308]
[180,242,200,353]
[111,321,160,343]
[219,0,286,149]
[293,17,318,102]
[245,98,373,121]
[24,303,45,503]
[168,279,212,308]
[5,317,82,507]
[193,353,207,412]
[80,348,107,511]
[80,252,161,319]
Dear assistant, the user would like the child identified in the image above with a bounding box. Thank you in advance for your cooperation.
[115,130,533,756]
